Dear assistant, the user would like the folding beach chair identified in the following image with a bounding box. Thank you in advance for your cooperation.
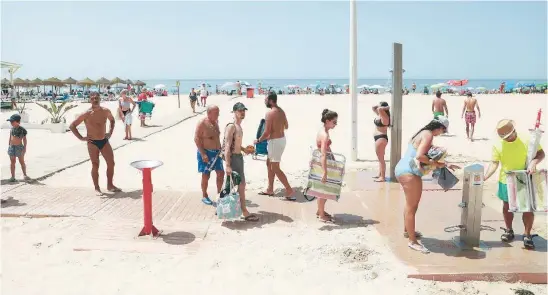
[253,118,268,160]
[303,148,346,201]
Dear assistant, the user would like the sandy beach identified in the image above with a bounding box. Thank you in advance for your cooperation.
[2,92,547,295]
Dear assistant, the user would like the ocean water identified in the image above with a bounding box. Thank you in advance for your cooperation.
[141,78,548,92]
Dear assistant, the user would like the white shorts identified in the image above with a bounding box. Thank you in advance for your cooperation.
[267,137,286,163]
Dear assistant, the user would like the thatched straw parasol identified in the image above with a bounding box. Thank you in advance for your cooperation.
[63,77,78,92]
[110,77,125,84]
[1,78,10,86]
[125,79,134,85]
[77,77,96,86]
[13,78,27,86]
[43,77,65,94]
[96,77,110,85]
[134,80,146,86]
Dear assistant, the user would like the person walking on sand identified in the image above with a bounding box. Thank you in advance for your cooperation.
[255,92,296,200]
[483,119,544,249]
[432,91,448,119]
[137,88,148,127]
[200,83,209,107]
[316,109,339,223]
[195,105,225,205]
[372,102,390,182]
[70,92,121,196]
[461,92,481,141]
[189,88,198,113]
[394,116,460,253]
[118,89,136,140]
[224,102,258,221]
[6,114,31,182]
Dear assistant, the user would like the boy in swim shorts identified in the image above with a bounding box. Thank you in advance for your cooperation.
[432,91,448,119]
[6,114,30,182]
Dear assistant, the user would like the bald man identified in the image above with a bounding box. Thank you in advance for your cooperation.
[194,105,224,205]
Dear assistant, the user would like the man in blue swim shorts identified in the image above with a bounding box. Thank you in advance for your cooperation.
[194,105,225,205]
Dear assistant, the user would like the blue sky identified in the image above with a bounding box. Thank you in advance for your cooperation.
[1,1,546,80]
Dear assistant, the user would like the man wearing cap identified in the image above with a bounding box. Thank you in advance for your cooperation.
[194,105,224,205]
[255,92,296,200]
[461,92,481,141]
[223,102,258,221]
[70,92,120,196]
[6,114,30,182]
[484,119,545,249]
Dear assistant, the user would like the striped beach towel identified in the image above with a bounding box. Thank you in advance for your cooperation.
[304,149,346,201]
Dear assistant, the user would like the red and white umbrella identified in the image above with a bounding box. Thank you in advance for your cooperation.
[447,79,469,87]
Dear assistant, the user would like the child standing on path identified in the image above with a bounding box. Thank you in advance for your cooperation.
[6,114,30,182]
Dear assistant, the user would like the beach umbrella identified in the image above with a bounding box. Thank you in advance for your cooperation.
[357,84,369,89]
[96,77,110,85]
[110,77,125,84]
[220,82,237,89]
[134,80,146,86]
[476,87,486,90]
[63,77,77,92]
[154,84,166,89]
[285,84,300,89]
[430,83,447,89]
[447,79,469,87]
[369,85,385,89]
[516,82,535,88]
[43,77,65,94]
[13,78,27,86]
[1,78,10,85]
[125,79,134,85]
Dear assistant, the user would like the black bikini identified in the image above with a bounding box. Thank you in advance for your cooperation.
[373,118,389,142]
[90,138,109,150]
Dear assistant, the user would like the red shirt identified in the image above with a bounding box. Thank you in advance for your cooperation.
[138,93,147,101]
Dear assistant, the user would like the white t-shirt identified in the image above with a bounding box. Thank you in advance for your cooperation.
[200,86,208,97]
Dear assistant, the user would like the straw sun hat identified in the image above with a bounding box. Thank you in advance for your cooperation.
[496,119,516,139]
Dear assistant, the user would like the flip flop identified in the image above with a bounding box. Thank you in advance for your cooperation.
[319,216,334,223]
[108,187,122,192]
[408,242,430,254]
[242,214,259,222]
[202,197,213,205]
[316,212,332,218]
[95,190,104,196]
[258,191,274,196]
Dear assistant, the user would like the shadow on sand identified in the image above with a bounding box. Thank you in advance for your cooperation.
[319,214,380,231]
[1,196,27,208]
[222,210,294,231]
[160,231,196,246]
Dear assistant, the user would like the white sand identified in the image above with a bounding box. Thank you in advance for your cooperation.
[2,93,548,295]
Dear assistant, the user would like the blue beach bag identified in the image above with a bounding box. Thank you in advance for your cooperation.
[216,173,242,220]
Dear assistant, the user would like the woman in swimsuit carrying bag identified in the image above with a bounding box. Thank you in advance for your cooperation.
[394,116,460,253]
[372,101,390,182]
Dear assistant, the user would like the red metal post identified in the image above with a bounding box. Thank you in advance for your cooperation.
[139,168,159,237]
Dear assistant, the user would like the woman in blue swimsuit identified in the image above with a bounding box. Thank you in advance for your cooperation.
[395,116,459,253]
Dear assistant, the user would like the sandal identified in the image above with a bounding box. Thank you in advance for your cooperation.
[500,227,515,242]
[316,212,332,218]
[404,231,423,238]
[318,215,334,223]
[523,234,538,249]
[258,191,274,196]
[408,242,430,254]
[242,214,259,222]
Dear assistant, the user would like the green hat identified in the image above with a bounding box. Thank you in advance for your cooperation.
[232,102,248,112]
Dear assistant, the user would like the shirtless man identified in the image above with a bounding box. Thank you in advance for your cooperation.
[224,102,258,221]
[69,92,120,196]
[432,91,448,119]
[194,105,224,205]
[461,92,481,141]
[255,92,296,200]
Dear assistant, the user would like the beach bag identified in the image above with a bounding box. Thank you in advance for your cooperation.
[432,167,459,190]
[216,173,242,220]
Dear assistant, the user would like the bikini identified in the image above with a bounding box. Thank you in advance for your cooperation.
[120,100,131,115]
[373,117,389,142]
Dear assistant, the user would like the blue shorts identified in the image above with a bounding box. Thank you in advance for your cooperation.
[197,149,224,173]
[7,145,24,157]
[497,182,509,202]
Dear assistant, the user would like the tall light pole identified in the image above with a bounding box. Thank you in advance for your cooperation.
[349,0,358,161]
